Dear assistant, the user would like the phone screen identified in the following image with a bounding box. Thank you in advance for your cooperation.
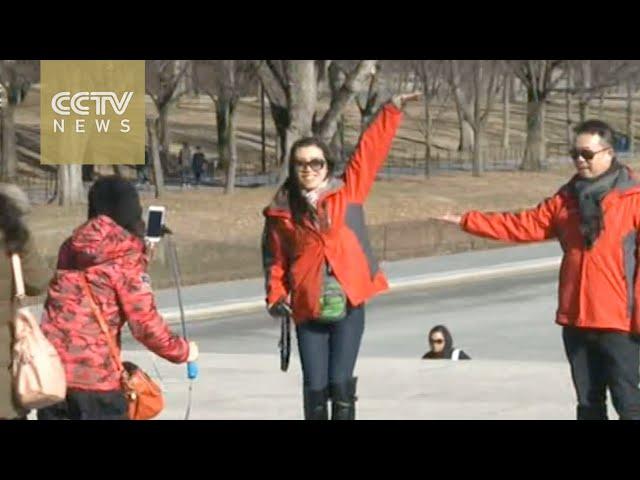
[147,210,163,238]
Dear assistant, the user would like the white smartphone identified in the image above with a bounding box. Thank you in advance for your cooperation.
[146,205,166,243]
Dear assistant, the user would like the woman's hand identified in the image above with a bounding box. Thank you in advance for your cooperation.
[436,213,463,225]
[145,240,156,261]
[391,92,423,110]
[187,341,199,362]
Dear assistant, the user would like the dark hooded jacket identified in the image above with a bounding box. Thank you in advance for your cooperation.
[422,326,471,360]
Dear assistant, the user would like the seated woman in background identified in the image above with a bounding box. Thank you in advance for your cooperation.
[422,325,470,360]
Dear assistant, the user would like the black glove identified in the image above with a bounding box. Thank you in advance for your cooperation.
[269,299,292,318]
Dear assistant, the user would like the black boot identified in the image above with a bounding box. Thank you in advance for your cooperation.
[303,387,329,420]
[577,405,608,420]
[330,377,357,420]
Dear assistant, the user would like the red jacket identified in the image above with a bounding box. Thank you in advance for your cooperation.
[41,215,188,391]
[262,103,403,324]
[461,167,640,334]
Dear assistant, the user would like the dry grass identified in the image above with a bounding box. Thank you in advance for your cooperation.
[28,160,640,288]
[16,83,640,287]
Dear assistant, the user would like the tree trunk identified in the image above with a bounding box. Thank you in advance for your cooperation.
[260,84,267,173]
[190,61,199,97]
[565,68,573,147]
[147,119,165,198]
[521,92,545,171]
[472,125,483,177]
[280,60,317,181]
[57,164,84,206]
[216,98,232,179]
[224,106,238,195]
[472,62,482,178]
[269,103,289,166]
[628,80,635,154]
[1,102,17,180]
[502,72,510,150]
[157,104,170,154]
[578,100,589,122]
[578,60,591,123]
[598,91,605,118]
[450,62,475,152]
[458,113,475,152]
[510,75,518,103]
[329,121,342,165]
[424,97,432,177]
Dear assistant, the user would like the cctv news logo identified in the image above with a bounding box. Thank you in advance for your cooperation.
[50,91,133,134]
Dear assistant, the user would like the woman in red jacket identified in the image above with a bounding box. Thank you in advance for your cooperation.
[38,176,198,420]
[439,120,640,420]
[262,93,419,420]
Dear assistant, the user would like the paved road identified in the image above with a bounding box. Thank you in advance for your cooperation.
[123,268,564,363]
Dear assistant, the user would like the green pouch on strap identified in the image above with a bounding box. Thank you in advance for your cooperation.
[317,262,347,323]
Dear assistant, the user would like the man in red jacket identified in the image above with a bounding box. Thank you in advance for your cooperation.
[440,120,640,420]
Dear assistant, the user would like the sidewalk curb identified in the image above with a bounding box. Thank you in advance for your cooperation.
[163,256,562,325]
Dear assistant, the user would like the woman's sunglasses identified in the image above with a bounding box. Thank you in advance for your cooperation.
[569,147,611,161]
[430,338,444,344]
[294,158,326,172]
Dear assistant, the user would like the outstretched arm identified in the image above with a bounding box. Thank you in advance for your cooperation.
[343,93,421,203]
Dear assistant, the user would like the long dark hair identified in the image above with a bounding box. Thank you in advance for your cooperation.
[0,193,30,254]
[88,176,145,238]
[425,325,454,359]
[283,137,335,225]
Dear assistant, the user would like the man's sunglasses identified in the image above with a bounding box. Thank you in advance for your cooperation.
[569,147,611,161]
[294,158,326,172]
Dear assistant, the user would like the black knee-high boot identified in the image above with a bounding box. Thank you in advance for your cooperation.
[303,387,329,420]
[330,377,357,420]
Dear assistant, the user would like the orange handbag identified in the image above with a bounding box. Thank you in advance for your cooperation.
[80,275,164,420]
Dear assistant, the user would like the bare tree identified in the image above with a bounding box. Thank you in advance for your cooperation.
[414,60,448,177]
[447,61,475,152]
[0,60,38,181]
[254,60,376,180]
[567,60,634,122]
[145,60,190,154]
[146,118,164,198]
[194,60,255,194]
[57,165,84,206]
[502,70,511,149]
[628,78,636,153]
[510,60,565,171]
[450,60,500,176]
[565,66,574,147]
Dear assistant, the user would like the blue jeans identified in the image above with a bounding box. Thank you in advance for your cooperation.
[295,305,364,391]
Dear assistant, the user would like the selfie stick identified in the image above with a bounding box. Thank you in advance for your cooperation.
[163,228,199,381]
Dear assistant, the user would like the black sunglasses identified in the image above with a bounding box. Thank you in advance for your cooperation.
[569,146,611,161]
[430,338,444,344]
[294,158,326,172]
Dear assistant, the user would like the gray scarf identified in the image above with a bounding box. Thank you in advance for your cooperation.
[571,160,622,249]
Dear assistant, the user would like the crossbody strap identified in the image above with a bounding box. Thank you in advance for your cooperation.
[11,253,25,300]
[79,274,124,375]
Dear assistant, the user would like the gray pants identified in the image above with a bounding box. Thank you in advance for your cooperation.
[563,326,640,420]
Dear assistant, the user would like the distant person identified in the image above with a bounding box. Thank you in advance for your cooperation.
[422,325,470,360]
[439,119,640,420]
[179,142,192,188]
[192,146,206,187]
